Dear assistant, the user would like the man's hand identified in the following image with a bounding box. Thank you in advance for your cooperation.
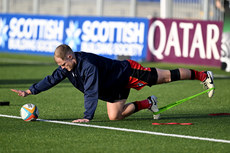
[11,89,31,97]
[72,119,90,123]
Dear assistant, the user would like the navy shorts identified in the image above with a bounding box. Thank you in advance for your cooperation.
[105,60,158,103]
[126,60,158,90]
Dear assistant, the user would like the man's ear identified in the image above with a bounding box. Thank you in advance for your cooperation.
[67,55,73,59]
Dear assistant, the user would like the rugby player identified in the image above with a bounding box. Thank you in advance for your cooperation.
[11,44,215,122]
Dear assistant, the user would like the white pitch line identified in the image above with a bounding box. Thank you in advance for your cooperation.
[1,114,230,144]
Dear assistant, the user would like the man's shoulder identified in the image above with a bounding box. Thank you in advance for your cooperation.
[55,66,68,76]
[74,51,130,67]
[74,51,100,58]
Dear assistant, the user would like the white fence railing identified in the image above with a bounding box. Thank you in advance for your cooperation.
[0,0,225,21]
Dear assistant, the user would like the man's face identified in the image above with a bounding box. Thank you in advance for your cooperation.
[55,55,76,71]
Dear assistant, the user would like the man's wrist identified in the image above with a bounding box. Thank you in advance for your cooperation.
[25,90,32,95]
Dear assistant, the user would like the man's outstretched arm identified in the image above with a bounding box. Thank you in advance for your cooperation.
[11,67,66,97]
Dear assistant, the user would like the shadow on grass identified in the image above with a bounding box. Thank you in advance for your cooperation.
[41,114,230,123]
[0,63,56,67]
[0,79,70,85]
[214,75,230,80]
[215,77,230,80]
[0,79,72,89]
[0,79,44,85]
[161,113,230,120]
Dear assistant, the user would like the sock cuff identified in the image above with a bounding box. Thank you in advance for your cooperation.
[170,69,181,81]
[132,102,139,113]
[190,69,195,80]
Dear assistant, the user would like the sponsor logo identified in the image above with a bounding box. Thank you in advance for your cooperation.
[148,20,221,60]
[66,20,146,57]
[65,21,81,51]
[0,18,9,48]
[7,17,64,52]
[137,83,144,87]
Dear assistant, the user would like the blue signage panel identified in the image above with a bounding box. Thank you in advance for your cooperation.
[0,13,66,55]
[65,16,148,60]
[0,14,148,60]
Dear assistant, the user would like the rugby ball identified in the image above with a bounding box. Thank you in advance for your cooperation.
[20,104,39,121]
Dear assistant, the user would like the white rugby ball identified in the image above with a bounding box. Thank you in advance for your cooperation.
[20,104,39,121]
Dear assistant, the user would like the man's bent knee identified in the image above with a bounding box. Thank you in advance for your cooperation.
[107,100,126,121]
[108,113,124,121]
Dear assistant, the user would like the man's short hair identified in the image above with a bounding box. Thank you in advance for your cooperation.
[54,44,73,60]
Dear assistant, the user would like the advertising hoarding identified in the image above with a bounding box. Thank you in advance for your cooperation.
[0,14,223,66]
[65,16,148,60]
[0,14,148,61]
[0,14,65,54]
[147,18,223,66]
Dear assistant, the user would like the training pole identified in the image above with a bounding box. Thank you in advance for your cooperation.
[153,88,215,115]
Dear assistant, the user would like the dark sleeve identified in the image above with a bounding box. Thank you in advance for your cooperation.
[83,65,99,120]
[29,67,66,95]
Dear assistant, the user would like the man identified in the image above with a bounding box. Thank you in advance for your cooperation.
[11,44,215,122]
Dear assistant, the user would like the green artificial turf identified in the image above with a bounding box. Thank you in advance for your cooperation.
[0,53,230,153]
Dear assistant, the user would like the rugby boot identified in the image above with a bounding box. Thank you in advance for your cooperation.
[148,95,160,119]
[201,71,215,98]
